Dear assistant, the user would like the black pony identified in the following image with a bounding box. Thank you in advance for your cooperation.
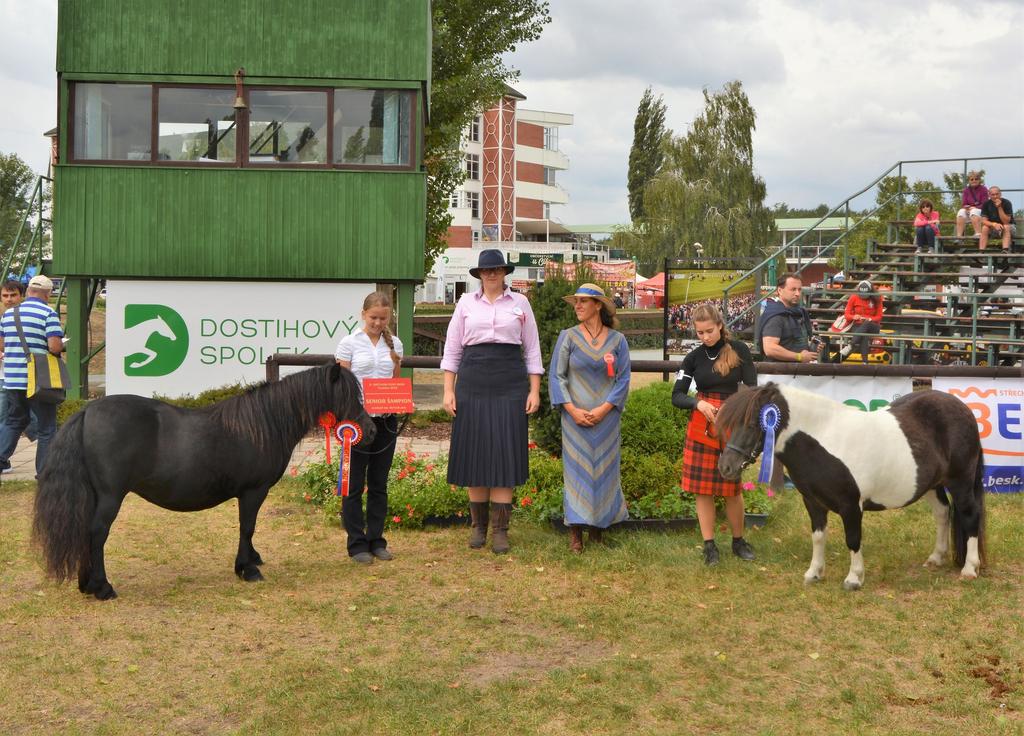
[33,362,373,600]
[716,383,986,589]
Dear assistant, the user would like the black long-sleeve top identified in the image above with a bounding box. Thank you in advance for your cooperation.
[671,337,757,410]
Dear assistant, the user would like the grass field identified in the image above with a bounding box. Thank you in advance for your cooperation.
[2,480,1022,735]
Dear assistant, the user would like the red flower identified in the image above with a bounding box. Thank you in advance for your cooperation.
[397,470,408,480]
[303,493,311,502]
[425,464,435,472]
[393,515,402,523]
[528,441,538,450]
[520,496,533,507]
[289,467,298,477]
[406,504,413,511]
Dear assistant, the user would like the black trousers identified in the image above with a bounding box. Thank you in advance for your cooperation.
[342,415,398,555]
[851,321,881,359]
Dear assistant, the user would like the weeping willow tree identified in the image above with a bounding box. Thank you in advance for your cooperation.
[634,81,774,268]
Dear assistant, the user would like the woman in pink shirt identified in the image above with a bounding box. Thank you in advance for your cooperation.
[441,249,543,554]
[913,199,940,253]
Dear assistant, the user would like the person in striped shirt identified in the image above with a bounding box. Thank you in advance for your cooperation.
[0,280,39,461]
[0,275,64,476]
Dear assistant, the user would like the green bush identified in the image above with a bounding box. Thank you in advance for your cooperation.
[619,380,688,458]
[57,398,88,425]
[153,382,252,408]
[296,449,466,529]
[407,408,452,428]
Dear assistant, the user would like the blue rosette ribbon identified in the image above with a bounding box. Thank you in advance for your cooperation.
[757,403,781,485]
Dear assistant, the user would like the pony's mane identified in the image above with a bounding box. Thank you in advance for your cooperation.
[715,383,786,437]
[205,363,361,455]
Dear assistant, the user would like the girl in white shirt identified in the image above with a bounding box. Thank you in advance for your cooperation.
[335,292,404,564]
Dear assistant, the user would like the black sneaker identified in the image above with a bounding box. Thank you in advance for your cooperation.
[370,548,393,561]
[351,552,374,565]
[703,540,720,566]
[732,538,755,561]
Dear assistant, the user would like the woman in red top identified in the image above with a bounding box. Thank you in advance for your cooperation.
[842,280,883,363]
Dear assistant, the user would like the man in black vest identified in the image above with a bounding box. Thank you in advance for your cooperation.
[755,273,818,363]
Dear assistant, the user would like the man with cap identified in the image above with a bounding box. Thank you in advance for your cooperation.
[840,280,883,364]
[0,274,64,476]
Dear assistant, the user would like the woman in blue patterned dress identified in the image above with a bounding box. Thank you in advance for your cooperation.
[549,283,631,553]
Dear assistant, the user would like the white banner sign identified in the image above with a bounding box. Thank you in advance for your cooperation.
[106,280,369,397]
[758,374,913,412]
[932,378,1024,493]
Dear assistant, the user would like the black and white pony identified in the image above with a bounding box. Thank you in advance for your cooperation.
[32,363,374,600]
[716,383,985,589]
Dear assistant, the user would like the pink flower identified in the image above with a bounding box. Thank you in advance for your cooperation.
[393,515,402,523]
[742,482,755,491]
[766,488,775,498]
[425,464,435,472]
[289,467,298,477]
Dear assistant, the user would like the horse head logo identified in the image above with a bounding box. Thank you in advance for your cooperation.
[124,305,189,376]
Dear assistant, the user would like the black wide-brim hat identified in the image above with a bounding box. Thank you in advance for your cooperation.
[469,249,515,278]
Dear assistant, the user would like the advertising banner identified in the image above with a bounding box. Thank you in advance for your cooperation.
[106,280,368,397]
[758,374,913,412]
[932,378,1024,493]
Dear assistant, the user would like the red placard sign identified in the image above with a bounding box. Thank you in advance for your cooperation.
[362,378,414,414]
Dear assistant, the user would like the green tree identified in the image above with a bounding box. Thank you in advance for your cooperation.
[636,81,774,265]
[425,0,551,272]
[0,152,40,269]
[627,86,668,222]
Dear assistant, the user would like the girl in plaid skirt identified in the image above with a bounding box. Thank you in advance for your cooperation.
[672,304,757,565]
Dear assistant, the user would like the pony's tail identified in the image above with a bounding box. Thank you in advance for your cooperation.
[32,410,95,582]
[950,454,987,569]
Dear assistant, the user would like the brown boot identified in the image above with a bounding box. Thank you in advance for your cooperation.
[588,526,603,545]
[468,502,489,549]
[490,502,512,554]
[569,526,584,554]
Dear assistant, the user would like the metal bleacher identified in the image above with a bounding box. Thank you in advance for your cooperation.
[723,156,1024,367]
[806,234,1024,366]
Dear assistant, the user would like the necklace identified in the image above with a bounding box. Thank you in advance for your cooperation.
[704,346,721,360]
[581,323,603,346]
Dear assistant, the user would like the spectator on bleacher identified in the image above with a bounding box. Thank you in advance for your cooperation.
[956,171,988,239]
[755,273,817,363]
[979,187,1015,252]
[840,280,883,364]
[914,199,940,253]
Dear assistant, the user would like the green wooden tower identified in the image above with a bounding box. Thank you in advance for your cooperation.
[54,0,431,396]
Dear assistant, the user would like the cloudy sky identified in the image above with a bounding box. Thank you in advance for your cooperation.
[2,0,1022,226]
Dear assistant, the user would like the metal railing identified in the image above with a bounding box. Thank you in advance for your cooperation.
[1,174,52,281]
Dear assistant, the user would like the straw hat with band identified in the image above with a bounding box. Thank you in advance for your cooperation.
[563,283,617,316]
[469,249,515,278]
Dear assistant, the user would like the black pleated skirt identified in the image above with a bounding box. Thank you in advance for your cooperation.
[447,343,529,488]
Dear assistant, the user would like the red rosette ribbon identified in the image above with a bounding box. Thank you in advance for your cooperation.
[334,421,363,497]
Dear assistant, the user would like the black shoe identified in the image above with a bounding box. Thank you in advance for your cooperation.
[703,540,720,566]
[732,538,755,561]
[370,548,393,561]
[351,552,374,565]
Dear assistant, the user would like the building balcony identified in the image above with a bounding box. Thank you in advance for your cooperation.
[515,145,570,171]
